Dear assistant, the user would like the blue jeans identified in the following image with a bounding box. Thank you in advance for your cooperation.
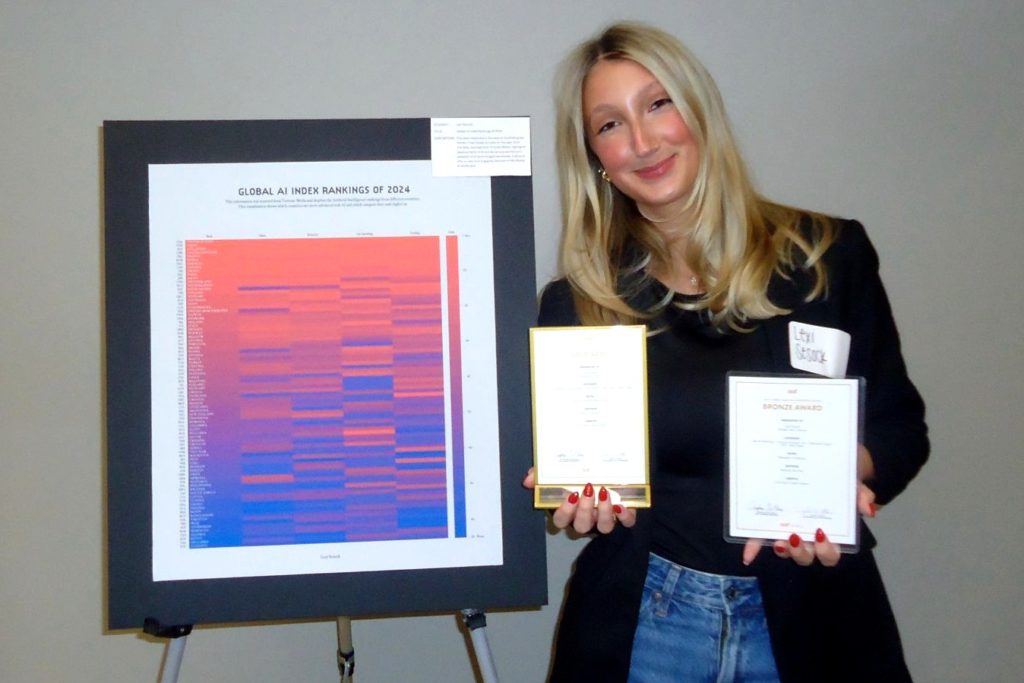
[627,553,780,683]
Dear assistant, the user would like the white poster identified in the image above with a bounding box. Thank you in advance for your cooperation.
[148,160,504,580]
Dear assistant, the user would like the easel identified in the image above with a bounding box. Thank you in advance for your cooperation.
[145,618,191,683]
[336,616,355,683]
[148,611,500,682]
[459,609,500,683]
[333,612,500,682]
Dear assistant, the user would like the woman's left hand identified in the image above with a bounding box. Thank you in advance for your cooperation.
[522,467,637,533]
[742,445,880,567]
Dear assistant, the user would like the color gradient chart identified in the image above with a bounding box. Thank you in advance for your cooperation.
[184,235,465,548]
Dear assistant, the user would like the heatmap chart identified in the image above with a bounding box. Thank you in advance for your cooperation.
[185,235,466,548]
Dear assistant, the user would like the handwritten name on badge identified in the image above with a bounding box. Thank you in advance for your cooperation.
[788,322,850,378]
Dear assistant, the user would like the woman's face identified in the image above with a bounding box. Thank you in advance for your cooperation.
[582,58,699,221]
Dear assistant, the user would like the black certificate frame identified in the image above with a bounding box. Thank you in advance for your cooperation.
[103,119,544,630]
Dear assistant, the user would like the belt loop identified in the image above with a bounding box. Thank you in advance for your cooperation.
[653,559,681,618]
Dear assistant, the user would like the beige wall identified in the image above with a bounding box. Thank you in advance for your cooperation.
[2,1,1022,681]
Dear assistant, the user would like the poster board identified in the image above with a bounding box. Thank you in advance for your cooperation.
[104,118,544,629]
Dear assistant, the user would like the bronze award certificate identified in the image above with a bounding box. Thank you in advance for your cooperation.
[727,374,861,548]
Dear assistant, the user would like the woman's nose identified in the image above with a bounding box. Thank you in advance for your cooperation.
[631,121,657,156]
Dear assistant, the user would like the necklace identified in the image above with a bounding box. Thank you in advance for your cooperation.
[679,274,702,294]
[647,259,701,292]
[668,271,702,292]
[648,264,703,295]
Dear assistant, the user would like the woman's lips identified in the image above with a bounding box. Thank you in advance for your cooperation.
[635,155,675,180]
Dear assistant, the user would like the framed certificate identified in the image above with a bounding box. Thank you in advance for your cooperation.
[529,326,650,508]
[726,373,863,548]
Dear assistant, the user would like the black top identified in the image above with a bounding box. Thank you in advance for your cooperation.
[646,288,772,575]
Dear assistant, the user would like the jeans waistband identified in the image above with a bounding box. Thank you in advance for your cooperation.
[646,552,765,615]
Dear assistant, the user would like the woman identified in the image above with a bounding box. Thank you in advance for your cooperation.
[527,22,929,682]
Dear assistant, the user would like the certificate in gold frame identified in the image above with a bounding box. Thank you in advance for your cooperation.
[529,325,651,508]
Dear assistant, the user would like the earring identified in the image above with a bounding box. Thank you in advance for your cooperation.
[598,168,610,183]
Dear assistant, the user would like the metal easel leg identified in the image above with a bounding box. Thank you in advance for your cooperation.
[160,636,188,683]
[460,609,499,683]
[336,616,354,683]
[144,619,193,683]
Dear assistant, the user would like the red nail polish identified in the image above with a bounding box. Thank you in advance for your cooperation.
[567,491,579,504]
[583,483,594,497]
[869,503,877,518]
[815,528,826,543]
[613,504,623,514]
[598,486,609,502]
[789,533,802,548]
[773,542,787,555]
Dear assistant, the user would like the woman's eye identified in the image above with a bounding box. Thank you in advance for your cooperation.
[650,97,673,111]
[596,121,617,134]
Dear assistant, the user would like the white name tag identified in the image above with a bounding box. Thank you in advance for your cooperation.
[788,321,850,378]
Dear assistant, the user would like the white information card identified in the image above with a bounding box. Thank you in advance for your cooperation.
[430,117,531,177]
[727,374,861,547]
[530,326,650,508]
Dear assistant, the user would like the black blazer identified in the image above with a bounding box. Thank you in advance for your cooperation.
[541,219,928,683]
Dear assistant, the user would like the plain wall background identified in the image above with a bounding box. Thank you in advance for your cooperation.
[2,1,1021,681]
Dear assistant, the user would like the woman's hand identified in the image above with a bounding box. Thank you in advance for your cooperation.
[741,445,881,567]
[523,468,637,534]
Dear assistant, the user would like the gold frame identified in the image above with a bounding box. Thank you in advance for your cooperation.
[529,325,651,509]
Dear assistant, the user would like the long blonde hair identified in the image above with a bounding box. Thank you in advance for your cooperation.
[554,22,834,330]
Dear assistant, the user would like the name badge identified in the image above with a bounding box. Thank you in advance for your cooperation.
[789,321,850,378]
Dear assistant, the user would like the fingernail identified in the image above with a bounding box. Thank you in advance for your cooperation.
[613,504,623,514]
[815,528,826,543]
[869,503,877,518]
[567,491,579,504]
[598,486,608,502]
[773,542,787,556]
[789,533,802,548]
[583,483,594,497]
